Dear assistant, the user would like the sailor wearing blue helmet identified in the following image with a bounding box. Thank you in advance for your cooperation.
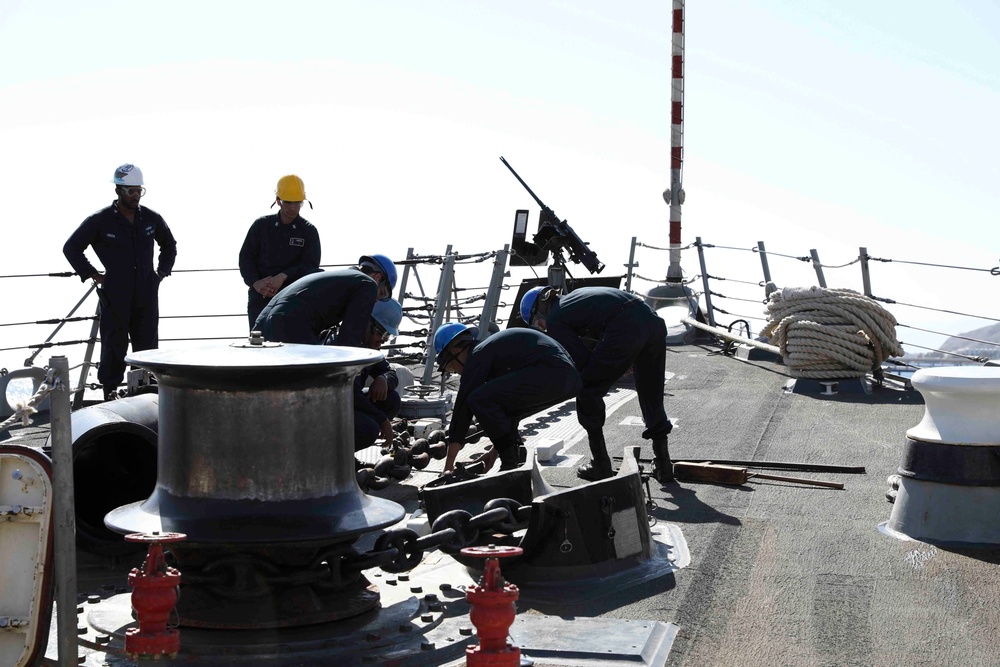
[354,298,403,450]
[520,285,674,483]
[434,323,581,472]
[253,254,397,346]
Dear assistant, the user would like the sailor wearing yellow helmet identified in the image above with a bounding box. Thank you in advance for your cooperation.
[238,174,321,330]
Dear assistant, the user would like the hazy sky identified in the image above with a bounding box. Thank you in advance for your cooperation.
[1,0,998,370]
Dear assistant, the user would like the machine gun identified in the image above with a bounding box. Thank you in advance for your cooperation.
[500,156,605,276]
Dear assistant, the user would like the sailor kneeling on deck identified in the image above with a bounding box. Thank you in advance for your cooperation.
[434,323,581,472]
[520,285,674,483]
[353,298,403,450]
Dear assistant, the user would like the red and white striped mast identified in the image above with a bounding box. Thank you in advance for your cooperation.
[665,0,685,282]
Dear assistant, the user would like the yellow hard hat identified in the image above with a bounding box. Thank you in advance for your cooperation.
[275,175,306,202]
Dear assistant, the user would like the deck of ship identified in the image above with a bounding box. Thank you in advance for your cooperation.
[9,339,1000,666]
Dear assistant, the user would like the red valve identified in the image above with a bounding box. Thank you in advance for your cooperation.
[461,545,523,667]
[123,531,186,659]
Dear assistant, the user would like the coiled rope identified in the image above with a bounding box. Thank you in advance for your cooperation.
[760,286,904,379]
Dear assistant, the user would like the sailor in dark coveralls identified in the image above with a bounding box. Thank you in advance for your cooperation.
[434,323,581,472]
[520,285,674,482]
[238,174,321,330]
[353,298,403,450]
[253,254,396,347]
[63,164,177,401]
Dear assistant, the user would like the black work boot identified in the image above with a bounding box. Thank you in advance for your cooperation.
[577,430,614,481]
[652,437,674,483]
[498,445,525,471]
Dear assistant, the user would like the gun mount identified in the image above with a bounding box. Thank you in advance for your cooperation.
[501,157,605,279]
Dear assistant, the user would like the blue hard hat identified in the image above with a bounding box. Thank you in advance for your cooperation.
[359,254,398,293]
[433,322,478,367]
[519,286,547,324]
[371,298,402,336]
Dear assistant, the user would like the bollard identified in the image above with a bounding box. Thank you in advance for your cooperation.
[884,366,1000,545]
[462,545,523,667]
[124,531,186,659]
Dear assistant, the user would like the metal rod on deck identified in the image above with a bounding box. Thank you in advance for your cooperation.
[422,247,456,385]
[50,355,79,666]
[477,245,509,342]
[810,249,827,288]
[859,247,873,297]
[695,237,716,327]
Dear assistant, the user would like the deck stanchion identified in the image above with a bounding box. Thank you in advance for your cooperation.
[396,247,415,315]
[74,299,102,409]
[695,237,716,327]
[860,247,873,297]
[476,245,509,342]
[757,241,773,293]
[625,236,638,293]
[49,355,79,667]
[810,249,827,288]
[422,247,456,385]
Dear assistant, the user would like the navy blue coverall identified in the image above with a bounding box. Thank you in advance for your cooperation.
[63,202,177,394]
[354,359,401,451]
[238,213,321,330]
[544,286,672,440]
[447,328,581,455]
[254,269,377,346]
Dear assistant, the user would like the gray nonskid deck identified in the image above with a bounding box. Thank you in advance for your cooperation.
[18,342,1000,665]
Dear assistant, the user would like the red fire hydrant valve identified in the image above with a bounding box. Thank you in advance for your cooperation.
[124,531,186,659]
[461,544,524,667]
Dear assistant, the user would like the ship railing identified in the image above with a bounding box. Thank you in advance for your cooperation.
[0,247,513,406]
[623,236,1000,375]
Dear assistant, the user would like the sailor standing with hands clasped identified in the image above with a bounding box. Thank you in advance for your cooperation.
[238,174,321,330]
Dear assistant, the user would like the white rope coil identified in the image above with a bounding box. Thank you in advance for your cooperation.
[760,287,904,379]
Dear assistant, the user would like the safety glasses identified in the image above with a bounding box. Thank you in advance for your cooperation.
[119,186,146,197]
[371,322,391,343]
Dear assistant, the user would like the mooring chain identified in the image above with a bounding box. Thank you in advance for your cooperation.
[181,545,360,598]
[356,502,526,574]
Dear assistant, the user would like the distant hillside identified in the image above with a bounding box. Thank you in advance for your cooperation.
[910,322,1000,361]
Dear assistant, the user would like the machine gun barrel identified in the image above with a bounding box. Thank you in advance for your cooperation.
[499,156,605,275]
[499,156,547,210]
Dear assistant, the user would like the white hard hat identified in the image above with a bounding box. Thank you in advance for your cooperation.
[113,164,143,186]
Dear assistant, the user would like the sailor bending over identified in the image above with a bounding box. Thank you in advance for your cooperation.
[353,298,403,450]
[254,254,396,346]
[435,324,581,472]
[520,285,674,482]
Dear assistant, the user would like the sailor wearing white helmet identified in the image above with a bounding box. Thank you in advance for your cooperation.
[63,163,177,400]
